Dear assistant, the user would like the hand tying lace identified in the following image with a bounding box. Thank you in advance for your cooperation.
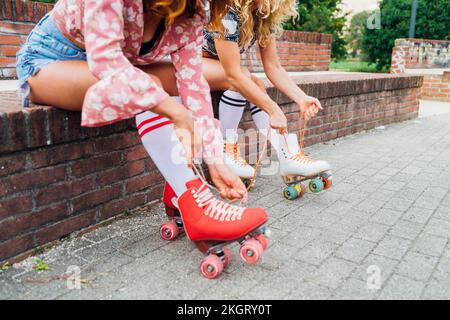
[193,183,245,221]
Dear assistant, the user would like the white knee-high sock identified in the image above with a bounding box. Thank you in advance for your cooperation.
[219,90,247,140]
[136,97,196,196]
[250,103,282,152]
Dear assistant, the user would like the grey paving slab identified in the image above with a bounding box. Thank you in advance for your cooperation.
[1,109,450,300]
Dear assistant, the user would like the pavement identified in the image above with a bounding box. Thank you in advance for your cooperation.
[1,101,450,300]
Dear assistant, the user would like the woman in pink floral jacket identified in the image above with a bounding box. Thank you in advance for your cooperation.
[16,0,249,200]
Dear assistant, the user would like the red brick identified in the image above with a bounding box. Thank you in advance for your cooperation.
[2,0,14,20]
[0,194,32,220]
[72,185,122,213]
[31,141,94,169]
[24,107,47,148]
[24,1,35,22]
[0,34,22,45]
[94,132,140,153]
[126,145,148,161]
[0,21,33,34]
[34,210,97,246]
[35,2,46,21]
[0,45,20,56]
[0,203,69,242]
[36,176,96,207]
[99,193,146,220]
[146,183,164,203]
[97,161,145,186]
[0,166,66,197]
[0,233,34,263]
[71,152,123,177]
[125,171,161,193]
[0,153,26,177]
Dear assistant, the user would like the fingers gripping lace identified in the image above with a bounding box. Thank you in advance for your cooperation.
[194,184,245,221]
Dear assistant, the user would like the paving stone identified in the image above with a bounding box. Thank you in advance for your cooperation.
[395,252,438,281]
[373,236,412,260]
[307,257,356,289]
[412,234,447,257]
[378,275,425,300]
[335,238,376,263]
[370,209,404,226]
[388,220,424,240]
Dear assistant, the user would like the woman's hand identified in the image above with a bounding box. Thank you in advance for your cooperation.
[268,106,288,135]
[206,158,248,202]
[296,95,323,121]
[152,97,201,168]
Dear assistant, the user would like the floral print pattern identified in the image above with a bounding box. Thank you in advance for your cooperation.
[51,0,222,158]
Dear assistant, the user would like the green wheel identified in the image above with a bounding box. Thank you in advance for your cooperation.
[283,186,299,200]
[309,178,324,193]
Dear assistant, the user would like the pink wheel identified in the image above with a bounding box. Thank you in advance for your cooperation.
[239,239,264,265]
[160,220,179,241]
[200,254,224,279]
[322,177,332,190]
[222,247,232,269]
[254,234,269,251]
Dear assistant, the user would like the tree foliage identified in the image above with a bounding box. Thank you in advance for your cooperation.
[284,0,348,60]
[362,0,450,70]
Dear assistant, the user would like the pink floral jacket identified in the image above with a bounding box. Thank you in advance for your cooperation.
[51,0,222,158]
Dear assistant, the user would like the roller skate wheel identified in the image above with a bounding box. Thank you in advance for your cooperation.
[322,177,332,190]
[160,220,179,241]
[283,186,299,200]
[243,179,253,189]
[309,178,324,193]
[239,239,264,265]
[222,247,232,269]
[254,234,269,251]
[200,254,224,279]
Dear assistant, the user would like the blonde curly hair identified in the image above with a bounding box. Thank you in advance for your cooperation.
[233,0,298,48]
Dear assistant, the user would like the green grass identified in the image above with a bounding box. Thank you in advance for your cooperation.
[331,60,385,73]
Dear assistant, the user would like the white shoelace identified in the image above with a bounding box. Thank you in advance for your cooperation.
[192,183,245,221]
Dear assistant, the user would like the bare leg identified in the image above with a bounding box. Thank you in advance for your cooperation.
[28,60,177,110]
[202,57,255,92]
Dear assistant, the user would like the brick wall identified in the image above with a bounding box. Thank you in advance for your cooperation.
[391,38,449,102]
[241,30,332,72]
[0,73,422,263]
[0,0,54,79]
[391,38,450,73]
[420,72,450,102]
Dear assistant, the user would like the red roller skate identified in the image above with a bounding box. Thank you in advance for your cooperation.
[159,178,270,279]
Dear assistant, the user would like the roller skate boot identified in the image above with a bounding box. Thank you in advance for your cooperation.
[223,135,255,188]
[278,134,332,200]
[161,178,270,279]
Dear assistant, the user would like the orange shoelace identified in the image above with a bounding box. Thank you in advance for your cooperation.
[224,143,248,167]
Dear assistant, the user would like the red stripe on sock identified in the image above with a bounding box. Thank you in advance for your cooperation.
[139,120,172,138]
[136,115,164,131]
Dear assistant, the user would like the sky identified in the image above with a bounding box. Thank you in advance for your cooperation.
[341,0,379,16]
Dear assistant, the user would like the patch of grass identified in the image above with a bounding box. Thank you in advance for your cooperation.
[33,258,50,271]
[331,60,386,73]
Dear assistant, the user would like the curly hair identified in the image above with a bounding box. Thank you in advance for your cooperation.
[146,0,229,28]
[232,0,298,48]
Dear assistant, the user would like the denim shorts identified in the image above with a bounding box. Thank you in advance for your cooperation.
[16,13,87,108]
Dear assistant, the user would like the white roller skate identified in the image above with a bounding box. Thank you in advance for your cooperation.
[277,133,332,200]
[223,135,255,188]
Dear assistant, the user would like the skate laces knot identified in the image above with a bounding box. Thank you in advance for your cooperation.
[291,150,315,164]
[225,143,248,167]
[193,184,245,221]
